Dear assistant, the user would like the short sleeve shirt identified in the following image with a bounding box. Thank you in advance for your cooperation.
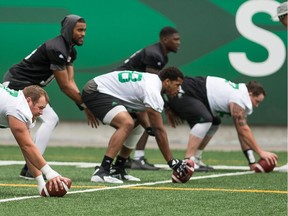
[114,43,168,72]
[0,85,34,128]
[206,76,253,116]
[7,36,76,87]
[93,71,164,112]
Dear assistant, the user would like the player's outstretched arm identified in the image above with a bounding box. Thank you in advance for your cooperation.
[230,103,278,165]
[53,68,99,128]
[146,107,173,161]
[8,116,68,193]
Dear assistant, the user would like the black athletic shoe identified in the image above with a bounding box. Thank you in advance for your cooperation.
[19,164,47,180]
[19,170,35,180]
[110,165,140,181]
[19,165,28,178]
[131,157,160,170]
[91,166,123,183]
[124,157,134,169]
[194,163,215,172]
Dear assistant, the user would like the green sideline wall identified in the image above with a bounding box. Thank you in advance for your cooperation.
[0,0,287,125]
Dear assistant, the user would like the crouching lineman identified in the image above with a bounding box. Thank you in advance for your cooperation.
[165,76,278,171]
[82,67,193,183]
[0,84,69,195]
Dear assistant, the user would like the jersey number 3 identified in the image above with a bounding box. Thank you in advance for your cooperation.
[118,71,143,83]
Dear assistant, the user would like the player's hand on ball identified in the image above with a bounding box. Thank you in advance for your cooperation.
[258,151,278,166]
[41,177,72,197]
[47,176,71,192]
[253,158,277,173]
[169,159,194,183]
[168,159,188,177]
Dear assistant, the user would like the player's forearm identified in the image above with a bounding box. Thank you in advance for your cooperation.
[237,126,263,155]
[19,141,47,168]
[60,84,83,105]
[9,117,47,169]
[25,158,43,178]
[154,128,173,162]
[147,108,173,161]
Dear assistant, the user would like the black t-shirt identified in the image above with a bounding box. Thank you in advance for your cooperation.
[114,42,167,72]
[4,35,76,88]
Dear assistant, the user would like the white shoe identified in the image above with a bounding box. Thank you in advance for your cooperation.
[123,174,141,182]
[91,166,123,184]
[110,166,141,182]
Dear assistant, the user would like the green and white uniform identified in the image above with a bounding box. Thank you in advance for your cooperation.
[0,84,34,129]
[82,70,164,124]
[94,71,164,112]
[206,76,253,116]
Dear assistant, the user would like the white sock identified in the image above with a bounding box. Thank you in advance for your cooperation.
[195,150,203,160]
[134,150,144,160]
[36,175,46,194]
[189,156,196,162]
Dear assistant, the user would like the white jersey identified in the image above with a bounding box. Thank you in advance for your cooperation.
[206,76,253,116]
[93,71,164,112]
[0,84,34,128]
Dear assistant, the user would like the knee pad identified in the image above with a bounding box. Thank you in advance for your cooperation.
[124,125,145,149]
[190,122,212,138]
[103,105,127,125]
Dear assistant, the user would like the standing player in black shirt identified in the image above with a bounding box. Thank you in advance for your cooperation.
[3,14,98,179]
[112,26,180,172]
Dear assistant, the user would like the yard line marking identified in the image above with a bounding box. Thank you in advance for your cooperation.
[2,184,286,194]
[128,187,288,194]
[0,160,286,172]
[0,195,40,203]
[0,170,254,203]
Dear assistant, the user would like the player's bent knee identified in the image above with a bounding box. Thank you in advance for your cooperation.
[190,122,212,138]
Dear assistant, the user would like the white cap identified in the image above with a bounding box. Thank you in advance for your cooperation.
[277,2,288,17]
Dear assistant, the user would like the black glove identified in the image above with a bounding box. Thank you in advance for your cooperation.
[168,159,189,178]
[145,127,155,136]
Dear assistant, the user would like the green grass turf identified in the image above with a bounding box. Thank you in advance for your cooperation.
[0,145,287,216]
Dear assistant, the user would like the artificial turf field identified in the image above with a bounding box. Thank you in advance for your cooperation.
[0,146,287,216]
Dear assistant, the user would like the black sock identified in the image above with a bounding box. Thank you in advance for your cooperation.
[101,155,113,171]
[114,155,127,167]
[23,164,28,170]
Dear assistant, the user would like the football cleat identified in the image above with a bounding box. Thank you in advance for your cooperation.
[194,160,214,172]
[110,165,140,181]
[91,166,123,184]
[131,157,160,170]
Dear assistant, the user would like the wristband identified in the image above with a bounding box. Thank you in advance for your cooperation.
[167,159,179,168]
[40,164,60,180]
[243,149,256,164]
[145,127,155,136]
[40,164,52,174]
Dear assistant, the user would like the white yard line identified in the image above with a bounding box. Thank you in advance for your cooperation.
[0,160,286,171]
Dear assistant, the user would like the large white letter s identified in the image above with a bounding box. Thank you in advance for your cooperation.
[229,1,286,77]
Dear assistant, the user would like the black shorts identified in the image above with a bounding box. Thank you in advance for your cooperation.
[82,89,125,122]
[167,93,221,128]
